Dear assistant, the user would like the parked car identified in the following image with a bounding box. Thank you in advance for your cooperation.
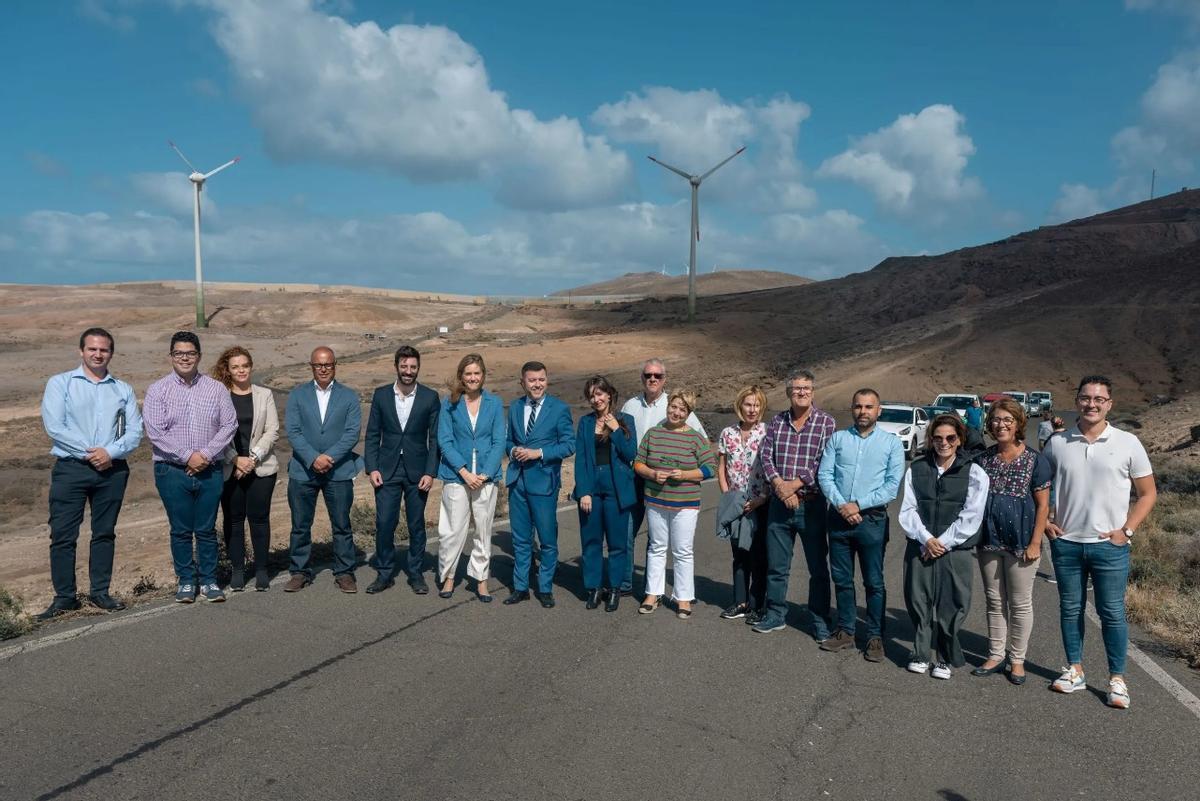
[878,403,930,458]
[982,392,1006,410]
[1002,391,1039,416]
[921,404,958,419]
[931,393,980,420]
[1028,390,1053,414]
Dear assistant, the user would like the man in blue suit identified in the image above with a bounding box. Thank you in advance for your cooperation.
[284,347,363,593]
[363,345,440,595]
[503,361,574,607]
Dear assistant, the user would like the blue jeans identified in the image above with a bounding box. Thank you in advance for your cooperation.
[764,495,831,639]
[154,462,223,585]
[288,475,356,578]
[828,513,888,638]
[579,465,630,590]
[1050,538,1130,675]
[509,479,560,593]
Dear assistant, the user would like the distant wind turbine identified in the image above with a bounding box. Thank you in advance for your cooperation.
[168,141,240,328]
[648,146,745,322]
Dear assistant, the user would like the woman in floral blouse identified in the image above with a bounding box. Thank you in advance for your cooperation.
[716,385,771,623]
[972,397,1051,685]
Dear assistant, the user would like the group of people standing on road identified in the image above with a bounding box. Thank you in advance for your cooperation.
[40,327,1157,709]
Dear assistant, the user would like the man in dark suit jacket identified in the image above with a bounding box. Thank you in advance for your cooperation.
[502,361,575,607]
[364,345,440,594]
[284,347,363,594]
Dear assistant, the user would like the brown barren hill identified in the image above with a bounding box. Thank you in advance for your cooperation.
[552,269,814,298]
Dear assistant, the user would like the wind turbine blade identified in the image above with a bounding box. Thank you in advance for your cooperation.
[698,146,746,182]
[203,157,241,179]
[647,155,692,181]
[168,140,198,173]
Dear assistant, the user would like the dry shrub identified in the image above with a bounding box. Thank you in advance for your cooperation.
[1126,583,1200,668]
[0,585,32,641]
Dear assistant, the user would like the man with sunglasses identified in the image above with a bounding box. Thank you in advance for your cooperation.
[143,331,237,604]
[618,358,707,596]
[1043,375,1157,709]
[284,347,363,594]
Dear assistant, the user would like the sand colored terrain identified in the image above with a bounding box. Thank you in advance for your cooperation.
[3,190,1199,612]
[551,269,813,298]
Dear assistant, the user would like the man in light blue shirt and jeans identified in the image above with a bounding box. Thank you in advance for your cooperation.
[816,388,904,662]
[39,327,143,619]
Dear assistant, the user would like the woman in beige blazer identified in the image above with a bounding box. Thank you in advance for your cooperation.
[212,346,279,591]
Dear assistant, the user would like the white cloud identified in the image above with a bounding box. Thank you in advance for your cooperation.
[1125,0,1200,24]
[1113,50,1200,176]
[593,87,817,211]
[196,0,633,211]
[1048,183,1106,223]
[129,172,217,220]
[817,104,983,220]
[78,0,137,33]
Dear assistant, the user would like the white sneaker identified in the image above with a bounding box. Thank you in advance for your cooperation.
[1107,678,1130,709]
[931,663,952,680]
[906,660,930,674]
[1052,666,1086,693]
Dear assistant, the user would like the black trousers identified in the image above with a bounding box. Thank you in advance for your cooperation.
[220,471,277,573]
[730,504,769,610]
[371,477,429,582]
[48,458,129,601]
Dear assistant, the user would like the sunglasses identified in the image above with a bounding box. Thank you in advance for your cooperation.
[642,372,664,380]
[931,435,959,444]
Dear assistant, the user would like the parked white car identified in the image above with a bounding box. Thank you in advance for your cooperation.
[1028,391,1053,414]
[1002,391,1039,416]
[878,404,930,458]
[931,393,981,420]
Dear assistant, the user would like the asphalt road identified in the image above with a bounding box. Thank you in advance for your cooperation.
[3,418,1198,801]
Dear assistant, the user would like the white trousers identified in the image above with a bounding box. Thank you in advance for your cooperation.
[437,482,497,583]
[645,505,699,601]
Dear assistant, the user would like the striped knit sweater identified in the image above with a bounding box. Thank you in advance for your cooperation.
[635,423,716,509]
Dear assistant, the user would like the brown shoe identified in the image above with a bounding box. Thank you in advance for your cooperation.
[335,574,358,594]
[864,636,885,662]
[283,574,311,592]
[819,629,856,652]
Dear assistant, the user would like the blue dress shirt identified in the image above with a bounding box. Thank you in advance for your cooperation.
[817,425,905,511]
[41,367,143,460]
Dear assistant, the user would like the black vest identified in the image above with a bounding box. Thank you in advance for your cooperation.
[910,453,980,550]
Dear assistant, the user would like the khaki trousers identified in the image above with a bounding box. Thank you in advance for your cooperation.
[437,482,497,583]
[977,550,1038,663]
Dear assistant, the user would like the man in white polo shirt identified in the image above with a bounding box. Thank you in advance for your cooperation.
[1043,375,1157,709]
[618,358,707,595]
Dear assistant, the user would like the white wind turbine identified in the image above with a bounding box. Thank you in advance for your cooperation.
[169,141,240,328]
[648,146,745,322]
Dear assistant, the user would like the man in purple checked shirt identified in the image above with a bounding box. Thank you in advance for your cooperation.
[143,331,237,604]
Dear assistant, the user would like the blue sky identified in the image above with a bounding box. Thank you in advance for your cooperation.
[2,0,1199,294]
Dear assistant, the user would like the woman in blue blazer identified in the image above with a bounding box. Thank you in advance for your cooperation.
[436,354,507,601]
[572,375,637,612]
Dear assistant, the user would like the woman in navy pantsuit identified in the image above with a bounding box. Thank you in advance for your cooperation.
[573,376,637,612]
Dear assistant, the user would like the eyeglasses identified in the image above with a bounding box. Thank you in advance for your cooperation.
[310,363,336,370]
[787,386,814,395]
[1076,396,1110,405]
[990,417,1017,427]
[170,351,200,360]
[931,435,959,444]
[642,372,664,380]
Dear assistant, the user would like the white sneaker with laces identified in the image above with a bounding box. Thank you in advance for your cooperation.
[1107,678,1130,709]
[931,663,952,680]
[906,660,930,674]
[1052,666,1086,693]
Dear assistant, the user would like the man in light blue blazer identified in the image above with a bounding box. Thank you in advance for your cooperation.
[503,361,574,607]
[284,347,363,593]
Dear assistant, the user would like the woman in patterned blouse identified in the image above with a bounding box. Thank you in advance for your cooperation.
[716,386,771,623]
[971,397,1051,685]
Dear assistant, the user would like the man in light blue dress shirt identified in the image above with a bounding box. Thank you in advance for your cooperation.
[816,388,904,661]
[39,328,143,619]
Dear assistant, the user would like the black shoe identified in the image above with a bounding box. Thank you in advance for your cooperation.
[408,577,430,595]
[619,588,634,597]
[605,589,620,612]
[585,589,602,609]
[229,568,245,592]
[1007,668,1027,686]
[365,577,395,594]
[255,569,270,591]
[503,590,530,605]
[721,603,749,620]
[745,608,765,626]
[36,598,82,620]
[536,592,556,609]
[971,661,1007,677]
[87,593,126,612]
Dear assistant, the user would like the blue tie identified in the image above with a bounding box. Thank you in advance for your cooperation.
[526,399,539,438]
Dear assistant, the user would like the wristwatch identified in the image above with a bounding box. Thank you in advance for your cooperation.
[1122,527,1135,540]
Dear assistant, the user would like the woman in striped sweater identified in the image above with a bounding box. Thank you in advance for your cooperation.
[634,390,716,619]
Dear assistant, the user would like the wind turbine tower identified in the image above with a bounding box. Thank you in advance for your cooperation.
[648,146,745,322]
[169,141,240,328]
